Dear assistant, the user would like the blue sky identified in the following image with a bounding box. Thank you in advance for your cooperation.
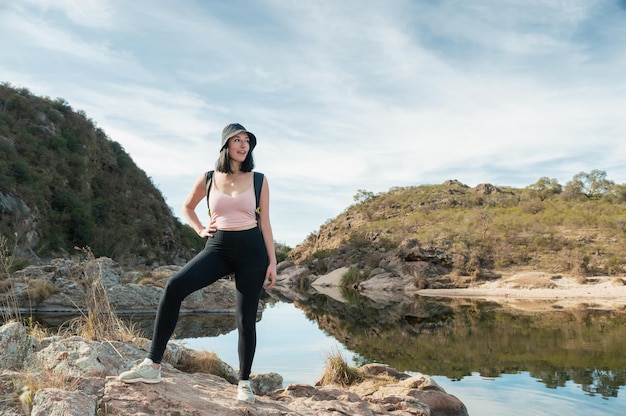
[2,1,625,247]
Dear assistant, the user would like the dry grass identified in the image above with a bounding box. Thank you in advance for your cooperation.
[15,366,81,414]
[1,245,139,414]
[0,278,13,293]
[317,347,362,387]
[174,349,237,382]
[57,247,139,343]
[24,279,59,304]
[0,234,21,323]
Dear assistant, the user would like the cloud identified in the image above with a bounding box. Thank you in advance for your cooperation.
[20,0,117,29]
[2,0,625,246]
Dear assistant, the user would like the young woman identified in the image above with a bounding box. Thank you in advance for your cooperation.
[119,123,277,404]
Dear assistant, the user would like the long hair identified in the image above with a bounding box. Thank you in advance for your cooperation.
[215,145,255,173]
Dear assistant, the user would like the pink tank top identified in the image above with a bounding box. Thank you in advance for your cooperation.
[208,182,257,229]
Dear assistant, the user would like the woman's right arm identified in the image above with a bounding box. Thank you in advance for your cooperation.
[183,173,214,238]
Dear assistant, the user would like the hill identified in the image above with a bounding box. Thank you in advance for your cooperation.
[290,176,626,283]
[0,83,203,266]
[2,82,625,280]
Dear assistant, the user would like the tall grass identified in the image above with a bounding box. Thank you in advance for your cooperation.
[17,367,82,415]
[60,247,137,342]
[317,347,362,387]
[340,267,364,286]
[174,350,237,383]
[0,234,21,323]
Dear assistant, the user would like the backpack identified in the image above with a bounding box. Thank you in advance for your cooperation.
[205,170,264,219]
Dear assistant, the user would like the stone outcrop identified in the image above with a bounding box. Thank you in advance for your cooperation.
[0,321,468,416]
[274,238,471,305]
[3,257,238,314]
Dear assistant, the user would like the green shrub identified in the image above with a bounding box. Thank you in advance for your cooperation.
[340,267,364,286]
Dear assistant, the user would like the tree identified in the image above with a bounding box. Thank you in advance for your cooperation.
[563,170,615,200]
[527,177,562,201]
[353,189,375,204]
[606,183,626,204]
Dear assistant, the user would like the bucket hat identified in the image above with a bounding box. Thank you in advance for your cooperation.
[221,123,257,150]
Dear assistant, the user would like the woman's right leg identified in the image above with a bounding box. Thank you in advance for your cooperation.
[149,246,231,364]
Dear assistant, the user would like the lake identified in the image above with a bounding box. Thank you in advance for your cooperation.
[172,299,626,416]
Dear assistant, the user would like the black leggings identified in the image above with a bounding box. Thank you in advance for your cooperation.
[148,227,268,380]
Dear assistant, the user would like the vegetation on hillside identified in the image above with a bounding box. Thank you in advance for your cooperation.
[0,83,204,265]
[292,170,626,277]
[0,83,293,268]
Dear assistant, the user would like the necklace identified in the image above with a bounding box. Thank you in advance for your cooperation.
[229,172,240,187]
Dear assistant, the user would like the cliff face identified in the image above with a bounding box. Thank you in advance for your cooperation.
[0,84,203,265]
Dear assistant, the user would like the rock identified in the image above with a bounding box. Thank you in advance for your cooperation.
[276,260,296,273]
[103,372,248,416]
[0,322,39,370]
[370,267,387,277]
[410,390,468,416]
[358,272,416,305]
[275,264,311,287]
[311,267,350,287]
[274,384,376,415]
[251,372,283,395]
[5,257,240,314]
[360,363,411,381]
[31,388,96,416]
[473,183,501,195]
[0,322,469,416]
[270,264,316,302]
[31,336,107,377]
[351,373,468,416]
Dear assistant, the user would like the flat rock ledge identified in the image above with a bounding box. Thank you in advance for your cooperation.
[0,321,468,416]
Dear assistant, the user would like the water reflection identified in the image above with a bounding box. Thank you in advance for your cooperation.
[27,290,626,401]
[291,290,626,399]
[34,311,239,340]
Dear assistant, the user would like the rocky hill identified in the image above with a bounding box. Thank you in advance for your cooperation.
[0,83,203,266]
[290,176,626,285]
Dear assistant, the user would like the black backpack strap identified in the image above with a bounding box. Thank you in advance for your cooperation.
[205,170,214,216]
[253,172,264,220]
[205,170,264,220]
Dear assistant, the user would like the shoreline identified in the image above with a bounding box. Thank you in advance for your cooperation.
[417,272,626,312]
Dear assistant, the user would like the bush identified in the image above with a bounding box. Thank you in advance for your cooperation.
[23,279,58,304]
[175,350,237,383]
[340,267,364,287]
[317,348,362,387]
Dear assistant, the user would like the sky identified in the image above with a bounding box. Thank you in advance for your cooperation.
[1,0,626,247]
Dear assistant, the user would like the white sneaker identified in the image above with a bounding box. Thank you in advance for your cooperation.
[119,358,162,384]
[237,380,255,403]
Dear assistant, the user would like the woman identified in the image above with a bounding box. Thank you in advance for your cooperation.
[119,123,277,404]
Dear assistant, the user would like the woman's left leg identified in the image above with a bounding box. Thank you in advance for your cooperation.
[232,228,269,380]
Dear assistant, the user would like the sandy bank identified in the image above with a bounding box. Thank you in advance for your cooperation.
[417,271,626,312]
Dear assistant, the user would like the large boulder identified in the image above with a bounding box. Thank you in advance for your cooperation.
[31,388,96,416]
[0,322,39,370]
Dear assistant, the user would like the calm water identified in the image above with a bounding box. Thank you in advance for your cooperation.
[174,301,626,416]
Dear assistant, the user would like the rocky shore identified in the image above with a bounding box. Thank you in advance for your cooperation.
[3,252,624,415]
[0,319,468,416]
[0,257,470,415]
